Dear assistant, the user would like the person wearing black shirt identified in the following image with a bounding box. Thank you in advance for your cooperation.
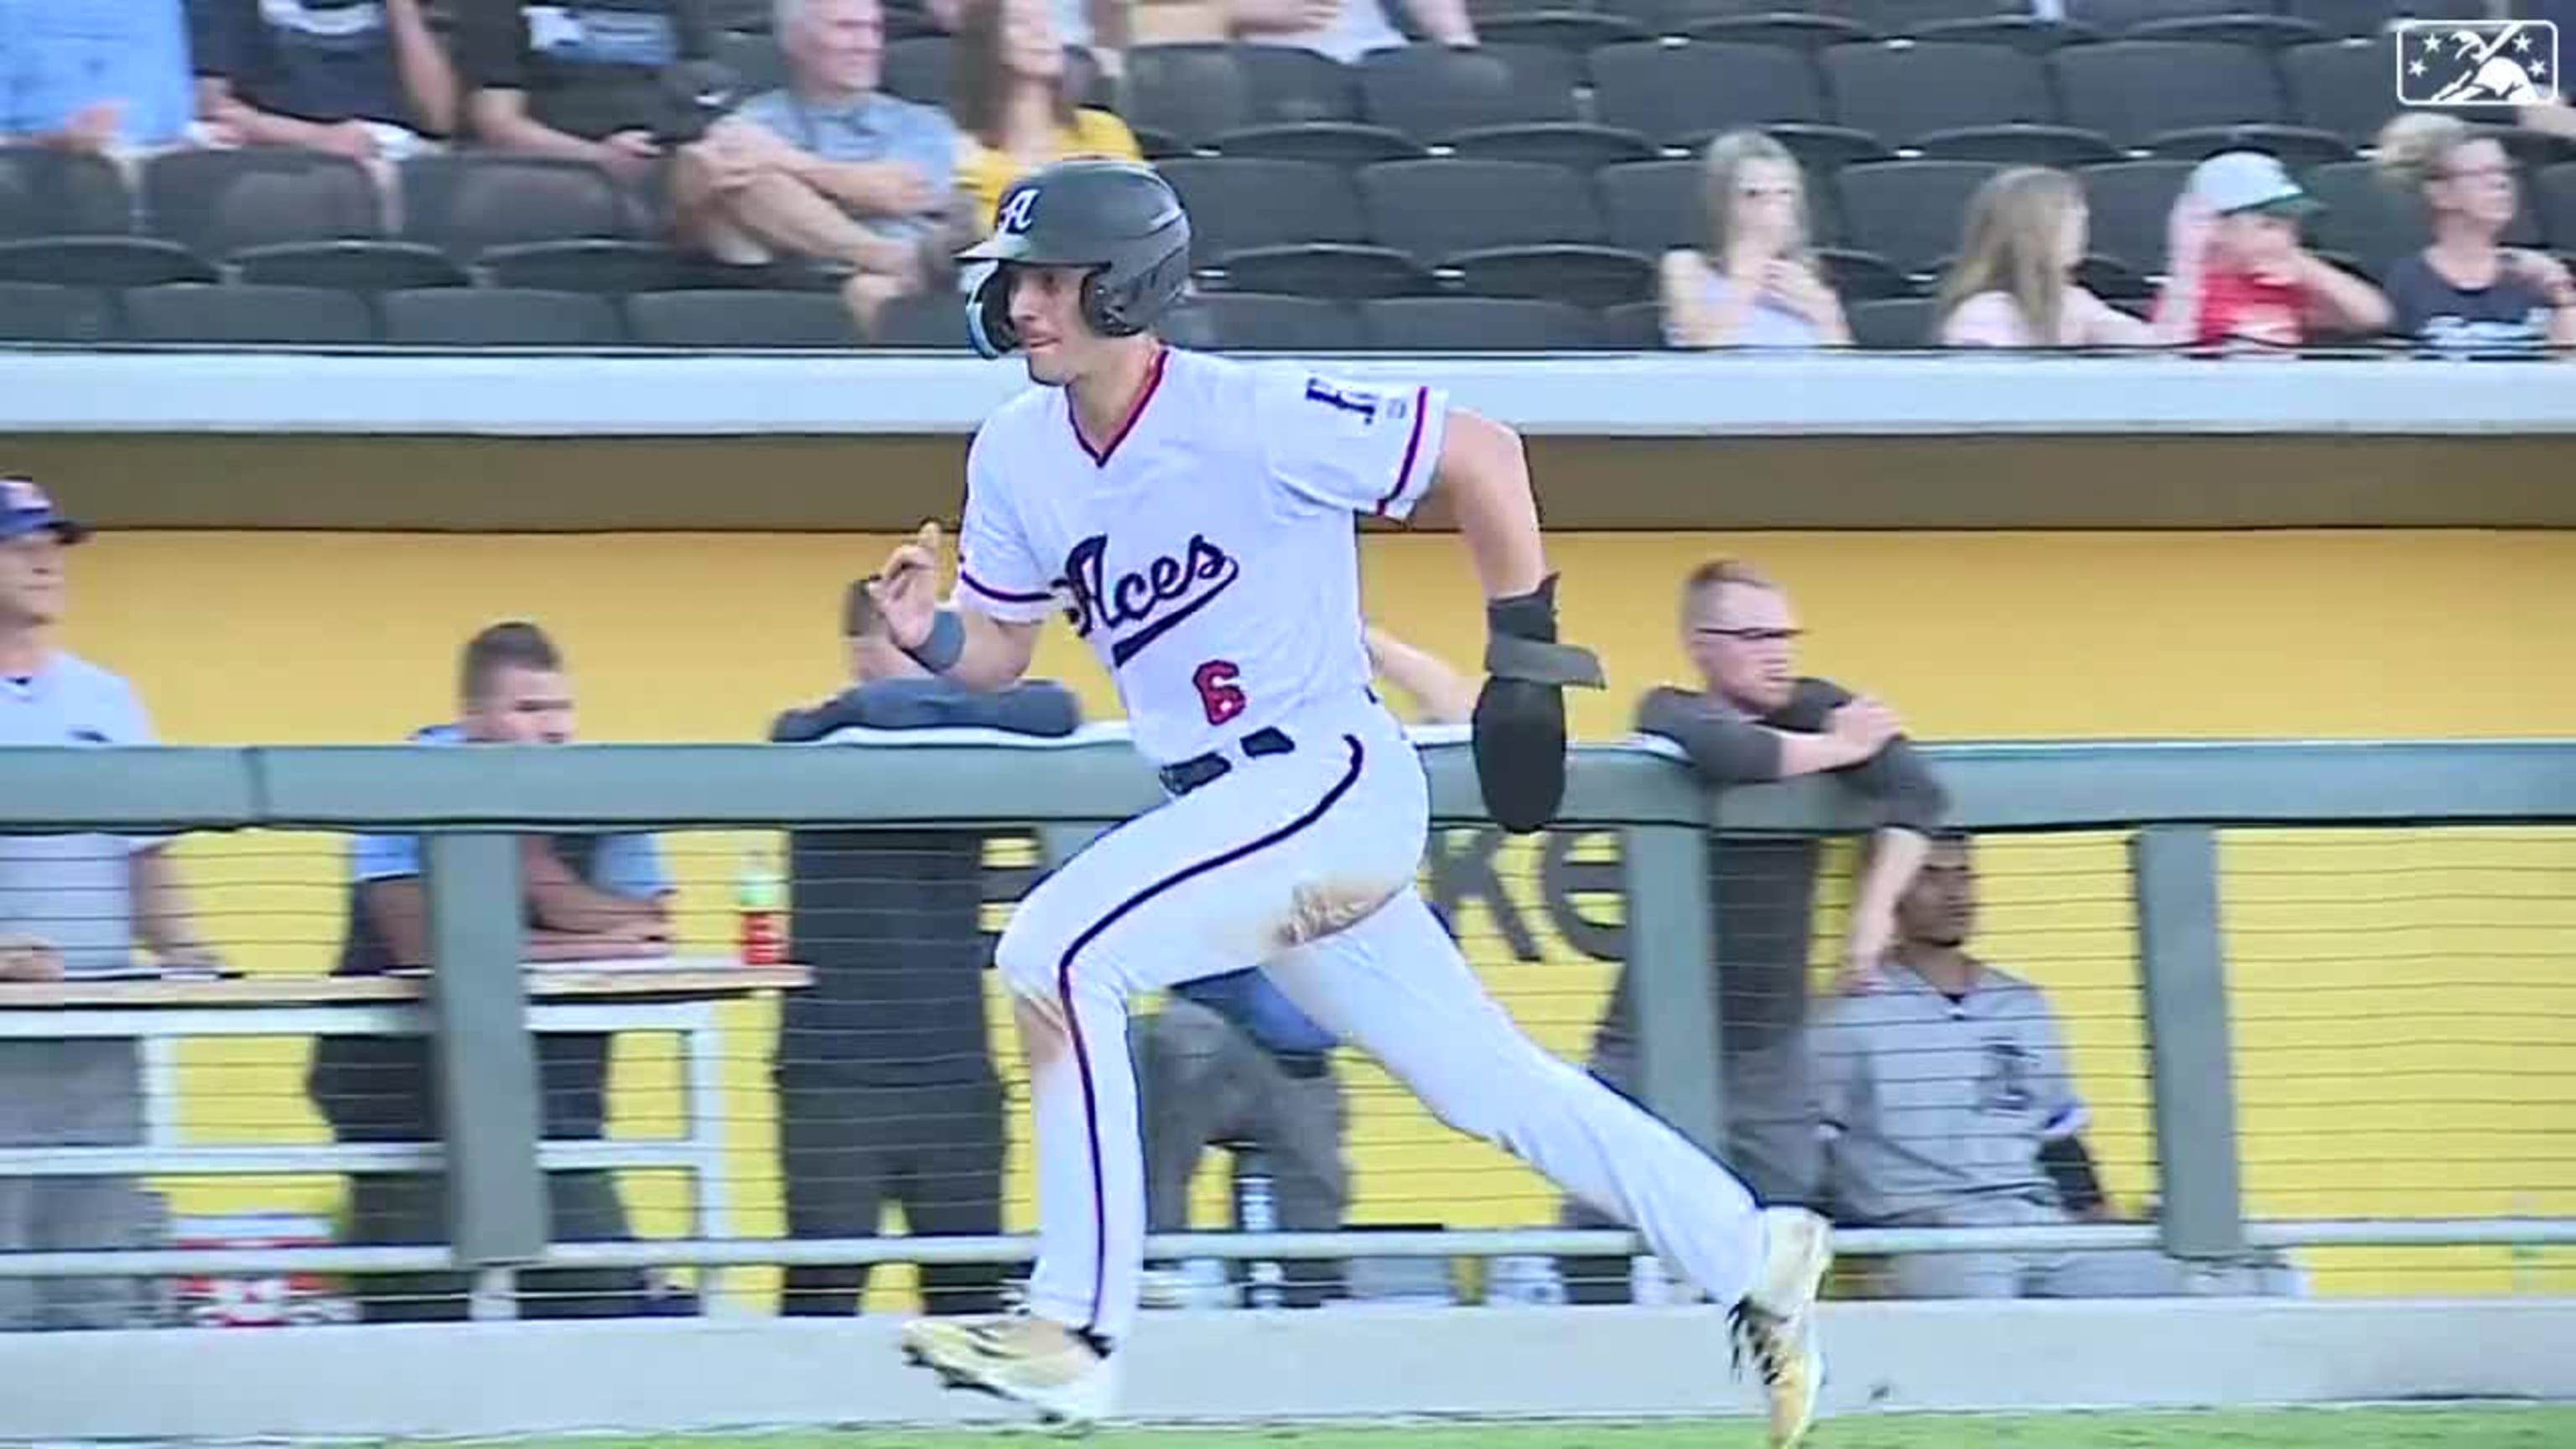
[2374,112,2576,358]
[1559,559,1949,1303]
[766,578,1080,1317]
[188,0,460,164]
[454,0,719,184]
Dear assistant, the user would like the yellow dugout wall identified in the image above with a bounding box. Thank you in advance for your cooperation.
[54,527,2576,1303]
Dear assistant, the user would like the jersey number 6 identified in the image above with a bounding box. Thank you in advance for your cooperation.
[1192,659,1248,726]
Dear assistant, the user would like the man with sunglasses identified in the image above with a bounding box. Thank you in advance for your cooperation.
[1560,558,1946,1301]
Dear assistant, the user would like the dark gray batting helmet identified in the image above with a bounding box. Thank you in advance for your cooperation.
[958,158,1192,360]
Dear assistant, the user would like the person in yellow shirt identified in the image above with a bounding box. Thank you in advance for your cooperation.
[947,0,1142,237]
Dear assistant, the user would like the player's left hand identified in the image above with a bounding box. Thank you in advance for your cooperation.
[868,521,945,651]
[1471,574,1605,835]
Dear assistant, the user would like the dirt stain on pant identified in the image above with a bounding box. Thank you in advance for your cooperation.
[1275,879,1400,951]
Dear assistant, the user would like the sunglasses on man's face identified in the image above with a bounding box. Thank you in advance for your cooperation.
[1695,626,1802,645]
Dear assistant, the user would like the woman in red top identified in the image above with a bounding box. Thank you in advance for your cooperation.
[2153,152,2390,352]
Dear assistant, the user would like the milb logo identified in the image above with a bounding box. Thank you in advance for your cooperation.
[2395,20,2558,106]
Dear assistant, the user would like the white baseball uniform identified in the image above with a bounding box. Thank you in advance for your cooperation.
[956,346,1767,1343]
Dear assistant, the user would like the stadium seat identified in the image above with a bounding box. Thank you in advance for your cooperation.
[864,289,969,349]
[717,31,787,93]
[1361,158,1652,306]
[1834,159,2001,278]
[231,240,470,291]
[120,283,377,344]
[2282,0,2485,38]
[1358,44,1583,143]
[399,155,636,260]
[1236,44,1368,123]
[1165,293,1368,351]
[625,288,861,348]
[2128,13,2329,48]
[883,34,953,107]
[1588,42,1829,149]
[2282,37,2402,150]
[1680,12,1871,49]
[1479,9,1653,50]
[2078,159,2194,281]
[1909,14,2104,53]
[2541,164,2576,256]
[1444,122,1660,171]
[139,148,382,258]
[1597,159,1705,255]
[1820,41,2118,166]
[2052,41,2350,164]
[1815,246,1915,300]
[0,147,132,239]
[1359,295,1602,350]
[0,281,114,343]
[0,236,216,288]
[2064,0,2246,33]
[707,0,776,30]
[477,240,692,293]
[1159,158,1431,298]
[1846,294,1939,349]
[1598,298,1665,347]
[1124,44,1259,153]
[1822,0,2040,34]
[380,288,627,346]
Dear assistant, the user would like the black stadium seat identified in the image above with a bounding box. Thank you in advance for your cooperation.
[400,155,636,259]
[2282,0,2484,39]
[477,239,690,293]
[1360,158,1653,306]
[2051,40,2352,164]
[1164,293,1368,351]
[1598,298,1664,348]
[1834,159,2001,278]
[1124,44,1260,153]
[1357,44,1583,143]
[0,282,114,342]
[1588,42,1828,149]
[140,148,382,258]
[625,288,860,348]
[231,240,469,291]
[2078,159,2196,282]
[0,147,132,239]
[1821,41,2117,166]
[1159,157,1429,298]
[1846,295,1938,350]
[882,34,953,107]
[2542,164,2576,257]
[2282,36,2403,150]
[120,283,377,344]
[1597,159,1706,256]
[381,288,626,346]
[1359,295,1602,350]
[865,289,969,349]
[0,236,215,288]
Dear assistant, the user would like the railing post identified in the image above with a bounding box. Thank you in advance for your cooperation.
[424,832,548,1311]
[2132,824,2248,1261]
[1622,823,1723,1156]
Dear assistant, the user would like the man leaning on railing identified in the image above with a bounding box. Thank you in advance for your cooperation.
[305,621,682,1322]
[0,480,222,1332]
[766,578,1080,1318]
[1561,558,1947,1304]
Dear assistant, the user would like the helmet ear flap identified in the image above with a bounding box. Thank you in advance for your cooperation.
[966,264,1019,358]
[1082,269,1142,339]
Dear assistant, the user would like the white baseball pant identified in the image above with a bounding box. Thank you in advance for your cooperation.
[991,697,1765,1344]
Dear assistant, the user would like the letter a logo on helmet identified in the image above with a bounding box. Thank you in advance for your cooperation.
[997,186,1039,236]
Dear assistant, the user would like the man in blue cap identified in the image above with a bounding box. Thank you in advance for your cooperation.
[0,476,221,1329]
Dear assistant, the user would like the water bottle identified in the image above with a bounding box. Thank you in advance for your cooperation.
[735,845,786,966]
[1237,1156,1285,1309]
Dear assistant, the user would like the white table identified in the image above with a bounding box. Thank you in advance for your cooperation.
[0,959,808,1311]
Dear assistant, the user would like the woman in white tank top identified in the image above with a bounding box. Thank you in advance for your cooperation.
[1657,130,1849,351]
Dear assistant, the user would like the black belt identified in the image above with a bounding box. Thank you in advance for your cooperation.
[1159,726,1295,796]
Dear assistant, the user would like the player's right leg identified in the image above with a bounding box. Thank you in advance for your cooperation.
[1267,890,1831,1447]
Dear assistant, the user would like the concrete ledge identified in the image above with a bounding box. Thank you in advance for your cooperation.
[6,1300,2571,1440]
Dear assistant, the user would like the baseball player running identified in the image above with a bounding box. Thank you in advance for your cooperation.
[871,158,1831,1443]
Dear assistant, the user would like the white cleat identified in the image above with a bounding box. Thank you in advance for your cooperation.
[901,1315,1120,1427]
[1732,1206,1832,1448]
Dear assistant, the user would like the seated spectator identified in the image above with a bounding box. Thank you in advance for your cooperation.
[307,621,682,1323]
[2152,151,2390,352]
[456,0,721,186]
[1228,0,1472,62]
[1814,832,2283,1299]
[948,0,1140,238]
[1659,131,1849,351]
[1935,166,2154,351]
[766,579,1080,1319]
[0,0,206,166]
[1556,559,1942,1303]
[1,479,220,1332]
[673,0,956,334]
[924,0,1132,80]
[189,0,460,172]
[2372,113,2575,359]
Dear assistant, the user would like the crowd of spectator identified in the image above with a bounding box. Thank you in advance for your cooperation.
[0,470,2312,1327]
[3,0,2572,349]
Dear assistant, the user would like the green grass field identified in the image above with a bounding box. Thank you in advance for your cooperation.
[470,1410,2576,1449]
